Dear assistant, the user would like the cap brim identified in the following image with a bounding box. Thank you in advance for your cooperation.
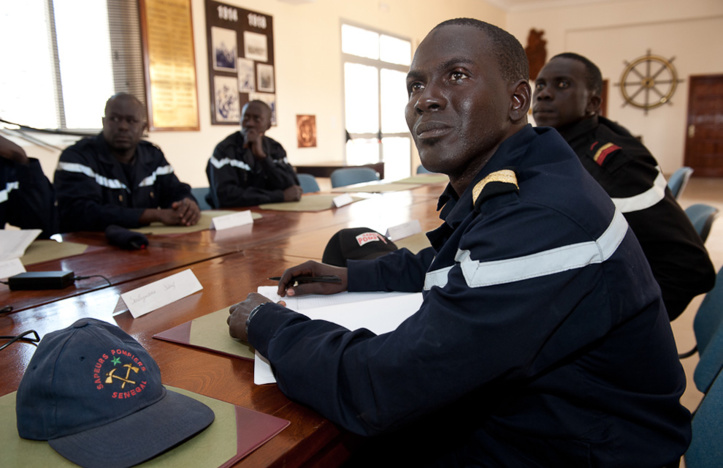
[49,388,214,468]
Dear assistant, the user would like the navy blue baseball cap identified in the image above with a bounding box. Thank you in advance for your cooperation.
[16,318,214,468]
[322,227,398,267]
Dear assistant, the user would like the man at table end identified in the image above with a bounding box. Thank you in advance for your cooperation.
[54,93,200,232]
[206,100,302,208]
[228,18,690,467]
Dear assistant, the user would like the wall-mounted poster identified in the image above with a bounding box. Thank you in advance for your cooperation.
[296,115,316,148]
[139,0,200,131]
[205,1,275,125]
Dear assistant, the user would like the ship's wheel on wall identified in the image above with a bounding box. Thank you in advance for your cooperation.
[616,50,684,115]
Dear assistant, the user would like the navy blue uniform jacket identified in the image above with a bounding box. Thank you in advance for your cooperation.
[1,157,57,238]
[560,116,715,320]
[249,126,691,467]
[54,133,193,232]
[206,132,298,208]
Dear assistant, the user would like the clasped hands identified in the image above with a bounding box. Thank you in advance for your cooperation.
[228,261,348,342]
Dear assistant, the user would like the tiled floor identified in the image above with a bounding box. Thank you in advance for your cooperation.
[670,177,723,413]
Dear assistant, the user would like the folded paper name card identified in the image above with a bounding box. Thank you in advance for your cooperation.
[210,210,254,231]
[121,269,203,318]
[386,220,422,241]
[333,194,354,208]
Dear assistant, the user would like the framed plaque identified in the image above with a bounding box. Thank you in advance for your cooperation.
[205,1,276,126]
[139,0,200,131]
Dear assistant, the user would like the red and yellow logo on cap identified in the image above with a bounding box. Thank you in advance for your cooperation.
[355,232,387,247]
[92,349,148,399]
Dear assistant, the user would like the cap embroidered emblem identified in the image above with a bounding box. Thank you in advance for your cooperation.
[93,348,148,398]
[356,232,387,247]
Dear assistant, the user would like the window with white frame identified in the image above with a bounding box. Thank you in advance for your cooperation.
[0,0,145,132]
[341,23,412,181]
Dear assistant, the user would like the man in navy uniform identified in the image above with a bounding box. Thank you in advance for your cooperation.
[55,93,199,232]
[0,135,56,237]
[206,100,302,208]
[229,19,691,467]
[533,52,715,320]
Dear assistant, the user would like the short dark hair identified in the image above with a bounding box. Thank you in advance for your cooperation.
[104,93,145,118]
[551,53,603,96]
[245,100,271,115]
[433,18,529,83]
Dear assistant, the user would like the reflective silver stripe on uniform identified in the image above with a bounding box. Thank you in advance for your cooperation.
[209,156,251,171]
[611,167,666,213]
[423,208,629,290]
[0,181,20,203]
[56,161,128,190]
[138,165,174,187]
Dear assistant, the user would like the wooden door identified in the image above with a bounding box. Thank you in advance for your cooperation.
[685,75,723,177]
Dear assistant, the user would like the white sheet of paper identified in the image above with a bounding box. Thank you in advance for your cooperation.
[210,210,254,230]
[0,230,41,261]
[332,193,353,208]
[121,269,203,318]
[254,288,423,384]
[386,220,422,241]
[0,258,26,279]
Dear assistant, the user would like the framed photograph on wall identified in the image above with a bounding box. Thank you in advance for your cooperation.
[205,1,275,125]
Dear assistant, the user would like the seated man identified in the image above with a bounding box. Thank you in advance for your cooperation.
[228,19,691,467]
[0,135,57,238]
[206,100,302,207]
[533,53,715,320]
[54,93,199,232]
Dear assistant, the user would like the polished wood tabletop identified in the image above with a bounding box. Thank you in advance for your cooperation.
[0,181,447,467]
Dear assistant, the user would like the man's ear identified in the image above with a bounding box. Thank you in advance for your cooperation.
[509,80,531,122]
[586,95,602,117]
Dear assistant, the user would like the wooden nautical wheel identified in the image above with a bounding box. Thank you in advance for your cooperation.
[616,50,683,114]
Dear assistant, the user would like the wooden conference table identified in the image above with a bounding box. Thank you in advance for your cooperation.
[0,179,447,467]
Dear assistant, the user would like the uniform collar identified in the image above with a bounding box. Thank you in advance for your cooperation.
[557,115,598,142]
[436,125,537,228]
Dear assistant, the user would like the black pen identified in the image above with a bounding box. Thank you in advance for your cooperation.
[268,275,342,284]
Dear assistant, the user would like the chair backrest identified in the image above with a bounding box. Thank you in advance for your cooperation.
[330,167,380,188]
[691,267,723,393]
[667,166,694,199]
[191,187,213,210]
[685,203,719,243]
[685,368,723,467]
[297,173,320,193]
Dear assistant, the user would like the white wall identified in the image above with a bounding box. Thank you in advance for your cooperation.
[24,0,721,185]
[507,0,723,173]
[18,0,506,187]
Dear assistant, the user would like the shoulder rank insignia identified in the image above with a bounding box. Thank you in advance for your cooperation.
[472,169,519,212]
[589,141,621,166]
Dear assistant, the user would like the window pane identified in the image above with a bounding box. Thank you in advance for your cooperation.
[341,24,379,60]
[55,0,114,129]
[380,35,411,66]
[344,63,378,133]
[382,137,411,180]
[346,138,380,166]
[380,68,408,134]
[0,0,58,128]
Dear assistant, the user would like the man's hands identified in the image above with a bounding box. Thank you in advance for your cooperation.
[276,260,348,297]
[283,185,303,202]
[0,135,29,165]
[243,128,266,160]
[139,197,200,226]
[228,292,284,342]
